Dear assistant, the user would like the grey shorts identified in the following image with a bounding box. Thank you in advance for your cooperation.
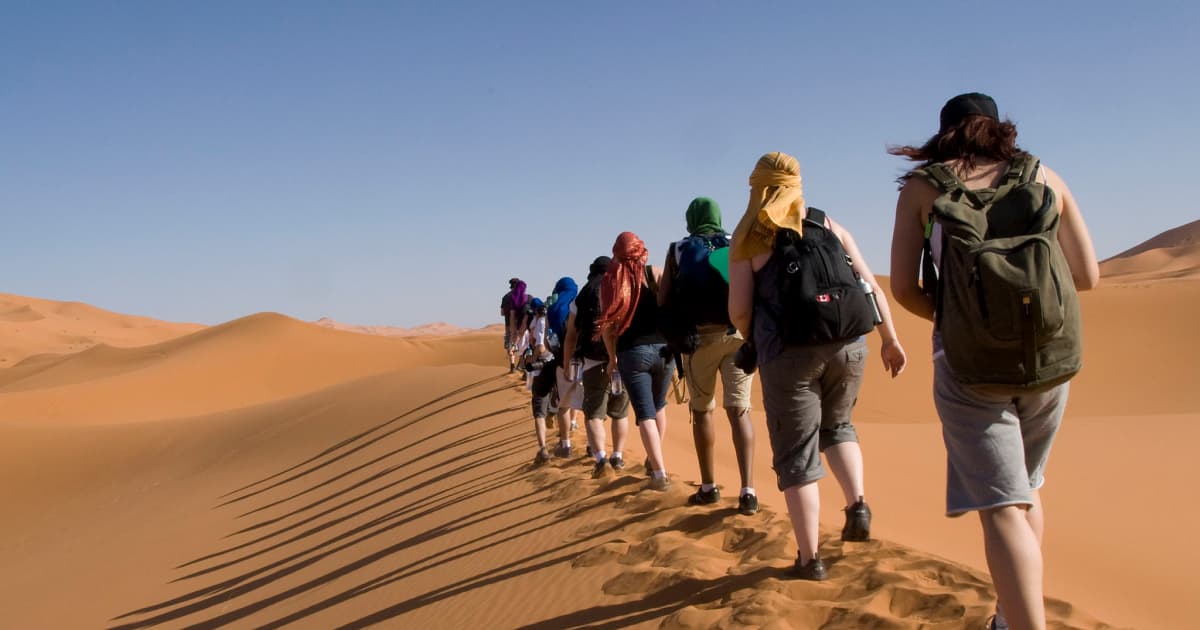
[580,362,630,421]
[934,356,1069,516]
[759,338,867,490]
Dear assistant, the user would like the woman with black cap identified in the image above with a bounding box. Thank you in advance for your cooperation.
[889,93,1099,630]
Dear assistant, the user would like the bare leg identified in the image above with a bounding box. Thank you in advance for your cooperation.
[655,407,668,441]
[726,406,754,489]
[556,409,570,446]
[782,481,821,563]
[586,418,605,455]
[534,416,547,449]
[612,416,629,454]
[639,419,666,473]
[823,441,865,506]
[980,505,1046,630]
[691,409,716,485]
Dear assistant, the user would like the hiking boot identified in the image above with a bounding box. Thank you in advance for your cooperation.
[687,486,720,505]
[790,555,827,581]
[592,458,609,479]
[647,476,671,492]
[738,493,759,516]
[586,445,593,458]
[841,497,872,542]
[609,455,625,471]
[533,448,550,465]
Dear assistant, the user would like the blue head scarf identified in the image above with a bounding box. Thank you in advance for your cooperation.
[546,276,578,340]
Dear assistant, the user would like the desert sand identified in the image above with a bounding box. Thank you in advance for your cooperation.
[1,222,1196,629]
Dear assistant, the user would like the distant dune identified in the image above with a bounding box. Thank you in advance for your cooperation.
[1099,219,1200,283]
[314,317,506,338]
[0,293,203,366]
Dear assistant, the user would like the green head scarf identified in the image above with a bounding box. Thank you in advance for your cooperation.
[685,197,723,236]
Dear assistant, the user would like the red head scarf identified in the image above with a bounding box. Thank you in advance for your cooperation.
[594,231,648,339]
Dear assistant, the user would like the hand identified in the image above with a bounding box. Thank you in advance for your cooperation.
[606,358,618,376]
[880,339,907,378]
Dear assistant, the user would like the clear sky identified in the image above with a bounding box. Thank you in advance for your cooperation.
[3,2,1197,328]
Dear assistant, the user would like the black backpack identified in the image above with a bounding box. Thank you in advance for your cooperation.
[572,279,607,361]
[771,208,875,345]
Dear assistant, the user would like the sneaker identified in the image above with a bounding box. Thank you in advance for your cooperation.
[554,444,572,459]
[533,448,550,465]
[841,497,872,542]
[687,486,720,505]
[986,614,1009,630]
[609,455,625,471]
[790,555,827,581]
[586,445,593,458]
[592,458,608,478]
[647,476,671,491]
[738,493,759,515]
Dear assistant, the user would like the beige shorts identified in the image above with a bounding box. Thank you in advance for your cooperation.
[683,325,754,412]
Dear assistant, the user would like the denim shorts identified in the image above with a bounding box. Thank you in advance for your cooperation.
[617,343,674,423]
[934,356,1068,516]
[758,338,867,490]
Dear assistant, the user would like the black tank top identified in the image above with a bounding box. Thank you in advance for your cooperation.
[617,269,665,351]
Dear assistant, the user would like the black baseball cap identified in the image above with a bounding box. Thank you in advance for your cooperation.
[939,92,999,133]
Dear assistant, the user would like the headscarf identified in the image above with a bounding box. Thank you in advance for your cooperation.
[546,276,578,340]
[595,232,648,339]
[729,152,806,261]
[686,197,723,235]
[587,256,612,281]
[510,280,529,308]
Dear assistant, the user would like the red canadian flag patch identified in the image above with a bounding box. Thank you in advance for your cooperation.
[816,293,832,303]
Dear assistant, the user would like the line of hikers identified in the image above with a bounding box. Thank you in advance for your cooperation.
[498,93,1099,630]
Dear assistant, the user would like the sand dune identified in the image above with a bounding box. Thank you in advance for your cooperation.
[3,256,1198,626]
[1099,219,1200,283]
[314,317,505,338]
[0,292,204,366]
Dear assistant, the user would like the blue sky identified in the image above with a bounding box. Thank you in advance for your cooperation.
[3,2,1197,327]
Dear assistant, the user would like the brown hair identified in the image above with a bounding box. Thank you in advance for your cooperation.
[888,115,1026,185]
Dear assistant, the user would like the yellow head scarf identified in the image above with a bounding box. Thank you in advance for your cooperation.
[730,152,806,261]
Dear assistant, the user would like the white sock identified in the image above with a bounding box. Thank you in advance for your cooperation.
[611,451,622,460]
[701,483,716,492]
[652,470,667,479]
[741,487,756,497]
[595,450,607,462]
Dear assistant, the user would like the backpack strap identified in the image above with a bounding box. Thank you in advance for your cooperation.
[922,163,987,208]
[804,207,828,228]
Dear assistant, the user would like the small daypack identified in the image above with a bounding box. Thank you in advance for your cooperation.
[772,208,876,346]
[920,154,1081,392]
[662,233,731,353]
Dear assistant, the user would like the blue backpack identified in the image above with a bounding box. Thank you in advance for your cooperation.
[662,233,731,353]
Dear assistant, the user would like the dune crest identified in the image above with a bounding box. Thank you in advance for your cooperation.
[0,293,204,365]
[1099,219,1200,283]
[314,317,505,338]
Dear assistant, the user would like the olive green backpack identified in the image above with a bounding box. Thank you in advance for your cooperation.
[919,154,1081,392]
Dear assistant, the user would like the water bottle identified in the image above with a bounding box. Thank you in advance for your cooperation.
[858,276,883,326]
[569,358,583,382]
[609,370,623,395]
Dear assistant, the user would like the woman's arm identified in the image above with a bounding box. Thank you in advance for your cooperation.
[728,257,754,339]
[890,178,937,321]
[657,249,675,306]
[832,220,907,377]
[562,309,578,367]
[1044,165,1100,290]
[601,325,619,374]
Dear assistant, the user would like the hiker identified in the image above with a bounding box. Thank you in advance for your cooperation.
[501,277,522,370]
[546,276,583,457]
[658,197,758,515]
[728,151,907,581]
[564,256,631,478]
[526,298,559,464]
[597,232,673,491]
[888,93,1098,630]
[506,279,532,371]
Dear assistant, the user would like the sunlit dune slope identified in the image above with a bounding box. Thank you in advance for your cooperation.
[0,293,203,365]
[0,311,506,424]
